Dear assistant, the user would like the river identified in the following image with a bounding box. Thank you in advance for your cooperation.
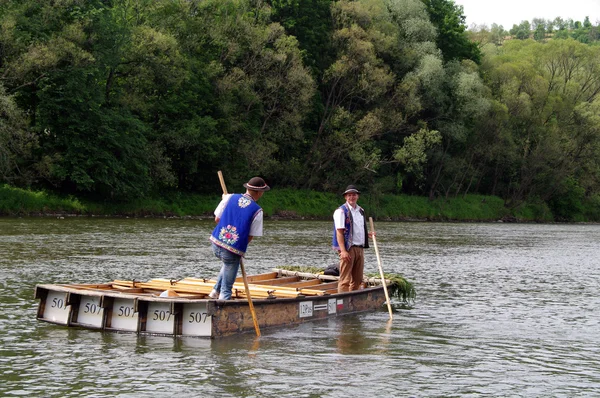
[1,218,599,397]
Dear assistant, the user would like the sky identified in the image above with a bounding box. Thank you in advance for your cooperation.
[452,0,600,29]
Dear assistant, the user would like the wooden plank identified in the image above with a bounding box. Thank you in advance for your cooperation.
[297,288,327,296]
[252,276,300,285]
[180,277,216,284]
[112,280,137,288]
[171,293,207,299]
[231,289,300,299]
[310,281,339,291]
[65,285,124,293]
[137,282,212,294]
[144,278,308,297]
[177,280,218,288]
[67,284,114,290]
[231,285,302,298]
[278,279,322,288]
[138,280,302,298]
[236,283,326,296]
[113,288,147,294]
[235,272,278,283]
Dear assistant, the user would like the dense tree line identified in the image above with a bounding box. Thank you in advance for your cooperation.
[1,0,599,219]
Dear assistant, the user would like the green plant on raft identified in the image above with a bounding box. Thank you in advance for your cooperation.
[366,273,416,303]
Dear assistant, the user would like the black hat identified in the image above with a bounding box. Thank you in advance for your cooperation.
[243,177,270,192]
[343,185,360,195]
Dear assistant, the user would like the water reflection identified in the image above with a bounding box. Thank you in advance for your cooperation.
[334,316,370,354]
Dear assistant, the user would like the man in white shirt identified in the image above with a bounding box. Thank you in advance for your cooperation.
[332,185,371,292]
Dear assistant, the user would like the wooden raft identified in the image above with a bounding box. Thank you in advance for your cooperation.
[110,271,339,300]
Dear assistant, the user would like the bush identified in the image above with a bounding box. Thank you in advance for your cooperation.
[0,185,85,215]
[548,177,586,221]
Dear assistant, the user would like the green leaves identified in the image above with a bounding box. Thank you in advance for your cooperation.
[420,0,481,63]
[0,83,37,185]
[394,127,441,178]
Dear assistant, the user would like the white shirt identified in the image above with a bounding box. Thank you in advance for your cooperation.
[214,194,263,236]
[333,203,365,246]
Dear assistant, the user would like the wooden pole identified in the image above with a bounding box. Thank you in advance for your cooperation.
[217,171,261,337]
[369,217,393,320]
[217,170,228,198]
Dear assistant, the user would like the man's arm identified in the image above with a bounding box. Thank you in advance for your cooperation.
[337,229,350,262]
[214,194,232,223]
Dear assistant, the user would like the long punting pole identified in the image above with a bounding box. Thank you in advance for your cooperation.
[218,171,261,337]
[369,217,393,320]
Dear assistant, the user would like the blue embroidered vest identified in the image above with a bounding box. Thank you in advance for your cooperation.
[210,193,261,255]
[332,204,369,251]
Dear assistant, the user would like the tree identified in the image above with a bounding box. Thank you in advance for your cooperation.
[0,82,37,185]
[514,20,531,40]
[552,17,567,31]
[490,24,507,45]
[394,126,441,187]
[267,0,335,76]
[421,0,481,63]
[532,18,546,41]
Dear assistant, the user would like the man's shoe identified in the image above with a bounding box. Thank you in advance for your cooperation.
[208,289,219,299]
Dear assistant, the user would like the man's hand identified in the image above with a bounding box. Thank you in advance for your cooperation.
[339,251,350,263]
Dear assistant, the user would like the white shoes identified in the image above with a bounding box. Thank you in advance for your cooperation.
[208,289,219,299]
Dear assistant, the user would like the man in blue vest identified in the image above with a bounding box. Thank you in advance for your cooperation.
[209,177,270,300]
[332,185,371,293]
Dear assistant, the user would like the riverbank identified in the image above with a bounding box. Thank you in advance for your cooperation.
[0,184,587,222]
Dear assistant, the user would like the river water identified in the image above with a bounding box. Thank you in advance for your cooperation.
[1,218,599,397]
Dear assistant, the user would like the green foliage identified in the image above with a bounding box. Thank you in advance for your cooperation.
[366,272,416,302]
[548,177,586,221]
[268,0,335,74]
[259,188,339,217]
[583,194,600,221]
[394,127,441,184]
[421,0,481,63]
[35,68,153,199]
[366,193,509,220]
[82,191,219,217]
[435,194,508,220]
[369,194,435,218]
[0,83,37,185]
[513,198,553,222]
[0,184,85,214]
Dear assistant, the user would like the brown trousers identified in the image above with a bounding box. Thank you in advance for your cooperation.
[338,246,364,293]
